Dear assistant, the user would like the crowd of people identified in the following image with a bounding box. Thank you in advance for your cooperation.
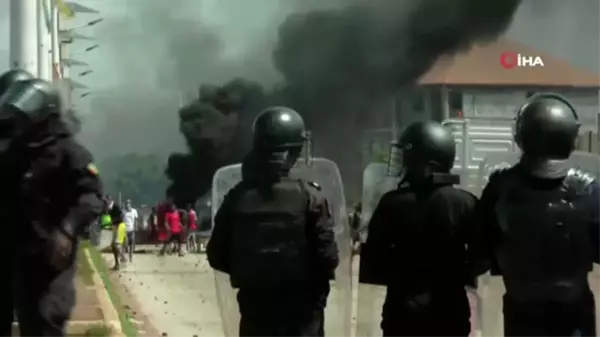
[97,196,202,270]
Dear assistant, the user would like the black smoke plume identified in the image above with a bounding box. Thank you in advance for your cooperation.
[166,0,522,206]
[166,79,270,206]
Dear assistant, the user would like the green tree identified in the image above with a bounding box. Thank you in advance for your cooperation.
[98,153,168,206]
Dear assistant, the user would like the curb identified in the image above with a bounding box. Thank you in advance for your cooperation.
[84,248,124,336]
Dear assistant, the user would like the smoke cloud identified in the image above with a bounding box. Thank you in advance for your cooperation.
[166,0,522,206]
[80,0,312,160]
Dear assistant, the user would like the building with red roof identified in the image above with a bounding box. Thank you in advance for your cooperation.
[413,37,599,132]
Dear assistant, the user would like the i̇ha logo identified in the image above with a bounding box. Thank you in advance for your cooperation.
[500,51,544,69]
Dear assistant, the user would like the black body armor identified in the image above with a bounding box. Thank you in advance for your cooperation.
[229,178,312,288]
[495,168,595,302]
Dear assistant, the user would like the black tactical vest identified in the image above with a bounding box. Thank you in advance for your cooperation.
[495,168,595,302]
[229,178,311,288]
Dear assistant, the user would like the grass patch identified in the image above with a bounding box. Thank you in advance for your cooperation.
[68,325,112,337]
[82,240,138,337]
[82,324,113,336]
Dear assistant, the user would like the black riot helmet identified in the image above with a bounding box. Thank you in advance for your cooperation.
[0,78,61,123]
[247,106,308,179]
[0,69,35,144]
[252,106,306,149]
[0,69,35,95]
[514,93,579,159]
[0,78,62,141]
[388,121,458,185]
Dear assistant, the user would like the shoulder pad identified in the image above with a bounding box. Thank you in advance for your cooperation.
[60,138,94,169]
[563,168,596,195]
[454,186,478,201]
[306,181,322,191]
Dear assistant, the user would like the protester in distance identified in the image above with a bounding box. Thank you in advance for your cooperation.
[147,206,158,242]
[177,206,189,253]
[122,199,138,262]
[156,200,170,246]
[111,219,127,270]
[105,194,123,227]
[349,202,362,254]
[186,203,199,253]
[159,202,185,256]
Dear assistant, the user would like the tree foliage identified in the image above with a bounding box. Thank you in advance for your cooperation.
[98,153,168,205]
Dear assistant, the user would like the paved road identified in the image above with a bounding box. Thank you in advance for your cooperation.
[102,245,353,337]
[102,242,600,337]
[102,247,223,337]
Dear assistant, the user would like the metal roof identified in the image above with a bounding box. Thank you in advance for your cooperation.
[419,38,600,88]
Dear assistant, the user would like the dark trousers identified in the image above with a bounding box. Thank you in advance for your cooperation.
[14,248,76,336]
[124,231,135,261]
[237,288,325,337]
[381,289,471,337]
[159,232,182,255]
[503,291,596,336]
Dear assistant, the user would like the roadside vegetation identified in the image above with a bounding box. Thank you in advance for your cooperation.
[80,240,139,336]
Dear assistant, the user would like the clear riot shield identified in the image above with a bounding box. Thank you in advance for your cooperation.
[356,157,490,337]
[474,151,600,337]
[360,163,400,240]
[355,163,398,337]
[211,158,353,337]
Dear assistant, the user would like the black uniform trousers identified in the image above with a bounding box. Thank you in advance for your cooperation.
[381,288,471,337]
[0,228,16,337]
[503,290,596,337]
[13,243,77,336]
[237,288,325,337]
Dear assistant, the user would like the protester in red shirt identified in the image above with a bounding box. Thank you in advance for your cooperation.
[156,201,169,243]
[159,203,184,256]
[186,204,198,253]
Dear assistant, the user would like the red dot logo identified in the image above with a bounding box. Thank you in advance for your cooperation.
[500,51,518,69]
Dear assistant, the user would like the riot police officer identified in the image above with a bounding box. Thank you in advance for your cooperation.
[469,93,599,336]
[359,121,477,336]
[0,69,34,147]
[207,106,339,337]
[0,68,35,336]
[0,78,104,336]
[0,69,34,93]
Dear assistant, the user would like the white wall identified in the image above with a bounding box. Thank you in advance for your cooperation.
[461,88,598,133]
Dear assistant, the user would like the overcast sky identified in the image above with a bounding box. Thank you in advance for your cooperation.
[1,0,598,78]
[0,0,597,158]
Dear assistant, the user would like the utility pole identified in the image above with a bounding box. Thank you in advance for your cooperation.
[10,0,39,74]
[50,3,61,81]
[37,0,52,80]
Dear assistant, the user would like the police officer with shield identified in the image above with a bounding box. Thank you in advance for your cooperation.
[0,77,104,336]
[207,106,339,337]
[469,93,599,336]
[359,121,477,336]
